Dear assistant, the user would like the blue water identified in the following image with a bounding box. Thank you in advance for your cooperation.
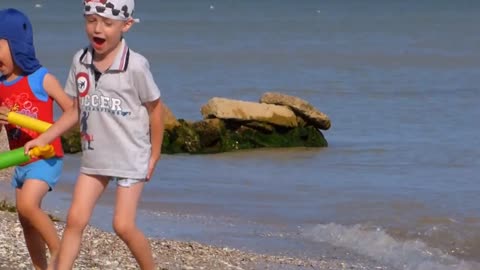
[2,1,480,269]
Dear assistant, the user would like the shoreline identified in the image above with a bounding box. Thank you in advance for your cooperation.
[0,205,377,270]
[0,132,378,270]
[0,209,346,270]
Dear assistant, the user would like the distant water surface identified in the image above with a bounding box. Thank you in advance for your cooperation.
[1,1,480,269]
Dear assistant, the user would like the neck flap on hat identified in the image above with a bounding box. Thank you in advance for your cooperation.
[0,8,42,75]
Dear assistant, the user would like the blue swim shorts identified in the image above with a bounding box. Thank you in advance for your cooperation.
[11,157,63,191]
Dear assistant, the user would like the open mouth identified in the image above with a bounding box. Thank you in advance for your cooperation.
[93,37,106,47]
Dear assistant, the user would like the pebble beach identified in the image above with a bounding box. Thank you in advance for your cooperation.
[0,210,367,270]
[0,130,381,270]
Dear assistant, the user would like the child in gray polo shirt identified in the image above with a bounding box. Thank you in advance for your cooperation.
[25,0,165,269]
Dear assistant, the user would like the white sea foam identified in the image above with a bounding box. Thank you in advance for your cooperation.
[302,223,480,270]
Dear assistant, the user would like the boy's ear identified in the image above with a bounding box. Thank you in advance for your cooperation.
[122,18,134,33]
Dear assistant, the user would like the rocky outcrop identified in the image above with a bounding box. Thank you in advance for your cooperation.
[61,93,331,154]
[201,97,298,128]
[61,124,82,154]
[163,104,180,130]
[260,92,331,130]
[161,119,327,154]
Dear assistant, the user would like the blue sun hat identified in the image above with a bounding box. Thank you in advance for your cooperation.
[0,8,41,75]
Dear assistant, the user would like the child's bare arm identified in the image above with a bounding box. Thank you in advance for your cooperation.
[0,106,8,125]
[24,75,79,151]
[144,98,165,179]
[44,73,73,112]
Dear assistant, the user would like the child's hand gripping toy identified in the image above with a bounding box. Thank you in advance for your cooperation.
[0,145,55,170]
[0,112,55,169]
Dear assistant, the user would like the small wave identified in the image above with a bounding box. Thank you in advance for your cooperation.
[302,223,480,270]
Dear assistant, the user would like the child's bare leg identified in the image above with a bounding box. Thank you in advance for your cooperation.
[113,182,155,270]
[55,174,109,270]
[17,214,47,270]
[16,180,59,270]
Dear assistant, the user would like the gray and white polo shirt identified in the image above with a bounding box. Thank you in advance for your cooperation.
[65,39,161,179]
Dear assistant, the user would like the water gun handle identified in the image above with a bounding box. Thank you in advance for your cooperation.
[29,145,55,159]
[0,145,55,170]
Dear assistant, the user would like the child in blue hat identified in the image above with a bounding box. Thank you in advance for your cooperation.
[0,8,73,270]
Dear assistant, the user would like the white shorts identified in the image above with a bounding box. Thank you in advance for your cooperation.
[110,177,146,187]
